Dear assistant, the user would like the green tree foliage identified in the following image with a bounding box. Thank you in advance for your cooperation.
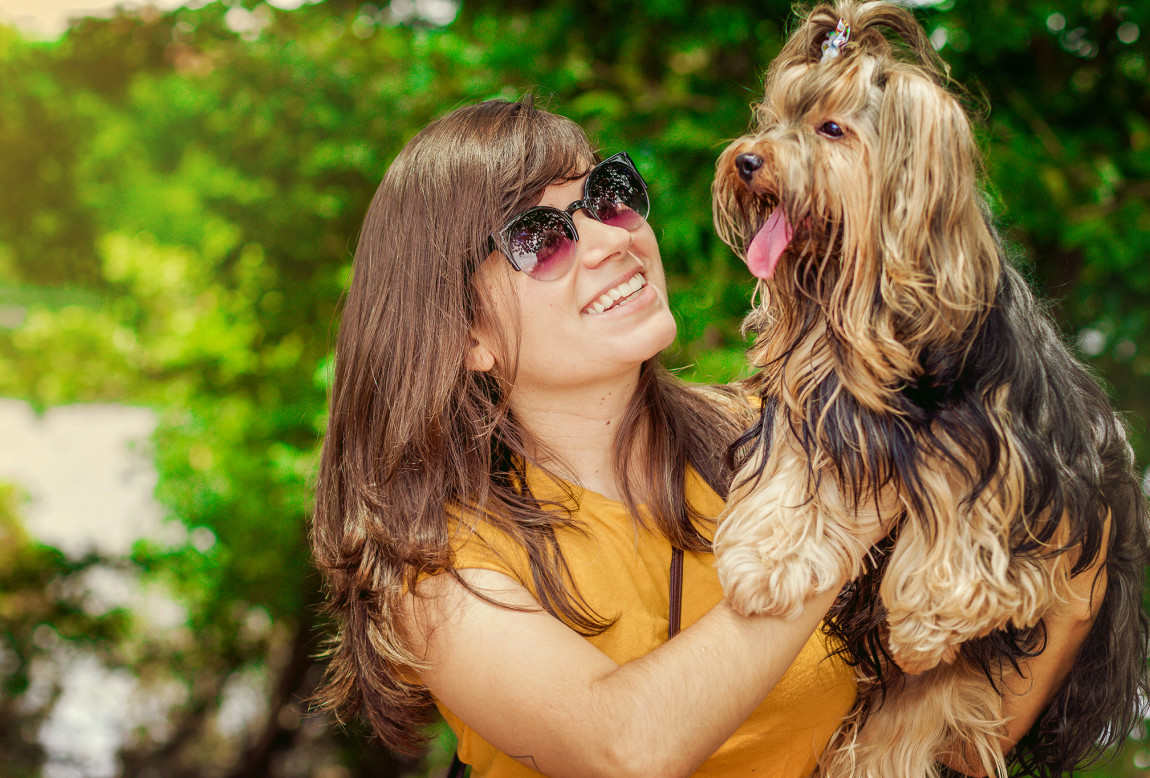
[0,483,138,776]
[0,0,1145,774]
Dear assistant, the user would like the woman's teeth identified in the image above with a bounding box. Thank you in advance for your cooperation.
[587,274,646,314]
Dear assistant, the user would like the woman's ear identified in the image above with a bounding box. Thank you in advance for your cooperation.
[464,330,496,372]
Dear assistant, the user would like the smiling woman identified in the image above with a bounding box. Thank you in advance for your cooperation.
[309,95,887,777]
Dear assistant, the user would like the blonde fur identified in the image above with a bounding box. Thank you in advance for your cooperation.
[715,419,895,619]
[822,662,1008,778]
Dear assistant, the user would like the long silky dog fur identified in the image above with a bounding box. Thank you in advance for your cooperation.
[711,2,1149,775]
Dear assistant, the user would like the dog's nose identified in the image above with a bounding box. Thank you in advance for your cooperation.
[736,153,764,182]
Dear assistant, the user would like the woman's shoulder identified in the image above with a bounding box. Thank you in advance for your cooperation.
[443,502,535,585]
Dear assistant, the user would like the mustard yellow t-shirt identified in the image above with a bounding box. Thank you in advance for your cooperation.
[436,466,855,777]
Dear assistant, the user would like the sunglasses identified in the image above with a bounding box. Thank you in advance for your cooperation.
[487,152,650,282]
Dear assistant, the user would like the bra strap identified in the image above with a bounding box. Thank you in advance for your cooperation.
[668,546,684,639]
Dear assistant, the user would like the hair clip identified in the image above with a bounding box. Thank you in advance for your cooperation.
[821,19,851,61]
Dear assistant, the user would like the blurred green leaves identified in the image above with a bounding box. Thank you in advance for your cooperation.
[0,0,1146,774]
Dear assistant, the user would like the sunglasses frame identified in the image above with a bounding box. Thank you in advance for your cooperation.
[487,152,650,281]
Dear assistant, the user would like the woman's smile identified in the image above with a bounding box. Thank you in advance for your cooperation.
[581,270,650,316]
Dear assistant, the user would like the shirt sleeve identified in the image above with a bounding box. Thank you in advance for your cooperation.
[445,507,534,588]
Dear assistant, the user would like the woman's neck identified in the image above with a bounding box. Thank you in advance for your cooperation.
[508,371,641,502]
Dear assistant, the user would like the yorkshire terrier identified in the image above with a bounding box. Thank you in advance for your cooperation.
[711,2,1149,775]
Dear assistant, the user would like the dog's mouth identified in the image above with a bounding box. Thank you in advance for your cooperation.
[746,206,794,280]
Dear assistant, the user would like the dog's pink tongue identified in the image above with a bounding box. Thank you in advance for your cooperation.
[746,207,794,280]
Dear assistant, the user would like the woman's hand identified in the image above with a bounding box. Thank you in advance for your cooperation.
[404,567,843,778]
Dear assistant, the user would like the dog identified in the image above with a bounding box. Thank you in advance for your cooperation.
[711,2,1149,775]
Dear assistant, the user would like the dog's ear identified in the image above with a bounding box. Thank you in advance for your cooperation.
[875,68,999,352]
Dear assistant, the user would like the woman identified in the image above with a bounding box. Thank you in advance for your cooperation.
[310,96,1092,777]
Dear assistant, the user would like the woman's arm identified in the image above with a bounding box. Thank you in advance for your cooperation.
[405,568,842,778]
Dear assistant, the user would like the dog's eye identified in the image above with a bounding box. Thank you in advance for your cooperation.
[817,121,846,139]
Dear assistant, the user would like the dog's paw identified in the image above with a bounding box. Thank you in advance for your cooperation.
[715,542,790,618]
[887,641,959,675]
[716,533,843,620]
[885,614,962,674]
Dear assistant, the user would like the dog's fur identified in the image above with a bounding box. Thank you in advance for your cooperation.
[711,3,1150,775]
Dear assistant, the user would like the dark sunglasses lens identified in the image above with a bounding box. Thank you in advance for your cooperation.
[506,209,576,281]
[586,160,649,230]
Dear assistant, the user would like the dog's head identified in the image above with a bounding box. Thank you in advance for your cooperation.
[715,1,1001,395]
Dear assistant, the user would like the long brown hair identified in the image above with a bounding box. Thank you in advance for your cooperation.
[310,96,750,755]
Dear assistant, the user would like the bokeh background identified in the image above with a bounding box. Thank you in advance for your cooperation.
[0,0,1147,775]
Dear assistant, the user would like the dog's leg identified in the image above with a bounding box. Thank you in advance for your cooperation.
[819,661,1007,778]
[714,435,885,619]
[881,464,1061,673]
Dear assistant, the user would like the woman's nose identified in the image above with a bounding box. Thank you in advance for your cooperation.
[573,211,633,269]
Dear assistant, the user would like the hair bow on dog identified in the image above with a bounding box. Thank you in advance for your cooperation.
[821,19,851,61]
